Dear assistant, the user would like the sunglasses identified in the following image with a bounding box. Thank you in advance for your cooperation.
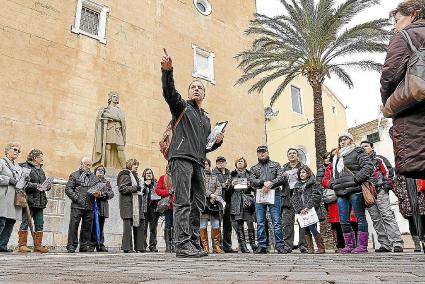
[11,148,21,153]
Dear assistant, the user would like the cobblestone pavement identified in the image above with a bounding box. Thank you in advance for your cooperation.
[0,251,424,284]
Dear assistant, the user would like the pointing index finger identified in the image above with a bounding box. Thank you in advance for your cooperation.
[163,48,168,57]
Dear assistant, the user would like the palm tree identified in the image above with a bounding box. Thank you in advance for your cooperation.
[236,0,391,169]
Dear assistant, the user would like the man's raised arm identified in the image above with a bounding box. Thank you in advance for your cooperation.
[161,48,186,117]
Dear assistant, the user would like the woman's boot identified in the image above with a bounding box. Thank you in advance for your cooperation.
[211,228,224,253]
[199,228,209,253]
[247,228,258,251]
[236,227,250,253]
[341,232,355,254]
[412,235,422,252]
[18,231,32,253]
[34,231,48,253]
[304,234,314,254]
[314,234,325,254]
[351,231,368,254]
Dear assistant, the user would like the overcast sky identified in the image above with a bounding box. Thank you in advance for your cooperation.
[255,0,398,127]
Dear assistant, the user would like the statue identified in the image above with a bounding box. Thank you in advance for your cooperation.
[92,91,126,169]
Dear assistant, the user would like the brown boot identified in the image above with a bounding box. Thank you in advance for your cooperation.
[34,231,48,253]
[314,234,325,254]
[305,234,314,254]
[199,228,209,253]
[212,228,224,254]
[18,230,32,253]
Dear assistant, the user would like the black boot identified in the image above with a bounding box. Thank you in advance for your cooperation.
[164,229,172,253]
[248,228,258,251]
[237,227,250,253]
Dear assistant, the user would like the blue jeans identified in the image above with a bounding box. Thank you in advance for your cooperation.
[305,223,319,237]
[337,192,368,233]
[0,217,16,249]
[255,191,284,249]
[164,209,173,229]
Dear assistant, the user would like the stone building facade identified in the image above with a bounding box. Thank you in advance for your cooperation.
[1,0,263,248]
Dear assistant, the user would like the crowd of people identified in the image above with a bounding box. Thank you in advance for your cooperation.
[0,0,424,258]
[0,138,424,255]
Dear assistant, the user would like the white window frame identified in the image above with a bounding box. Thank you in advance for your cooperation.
[71,0,110,44]
[193,0,212,16]
[192,44,216,84]
[290,85,304,115]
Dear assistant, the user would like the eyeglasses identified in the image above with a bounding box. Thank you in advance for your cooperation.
[11,148,21,153]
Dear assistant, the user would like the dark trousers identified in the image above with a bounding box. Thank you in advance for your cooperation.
[169,158,205,247]
[331,222,345,248]
[67,208,94,251]
[122,218,144,251]
[91,215,106,248]
[164,209,174,229]
[0,217,16,249]
[144,201,160,250]
[281,206,306,252]
[222,204,233,250]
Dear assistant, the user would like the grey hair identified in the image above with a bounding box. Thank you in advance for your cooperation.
[80,157,92,165]
[4,142,20,155]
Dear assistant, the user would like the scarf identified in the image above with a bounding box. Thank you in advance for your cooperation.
[128,170,141,227]
[79,170,91,187]
[333,144,356,178]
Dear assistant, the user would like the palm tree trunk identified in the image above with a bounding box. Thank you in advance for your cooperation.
[309,79,333,249]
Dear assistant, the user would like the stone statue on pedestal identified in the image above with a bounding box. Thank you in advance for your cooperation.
[92,91,126,169]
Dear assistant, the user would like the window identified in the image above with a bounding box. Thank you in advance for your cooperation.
[295,145,310,166]
[367,132,381,143]
[71,0,110,44]
[193,0,212,16]
[291,86,303,114]
[332,106,337,115]
[192,44,215,84]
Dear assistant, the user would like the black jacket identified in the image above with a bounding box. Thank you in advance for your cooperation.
[332,147,374,197]
[281,161,303,208]
[65,170,101,210]
[21,161,49,209]
[249,159,285,192]
[292,177,327,221]
[162,69,222,165]
[117,170,144,220]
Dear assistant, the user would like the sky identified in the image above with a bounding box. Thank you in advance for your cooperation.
[255,0,398,127]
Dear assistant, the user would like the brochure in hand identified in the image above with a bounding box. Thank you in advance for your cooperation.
[206,121,228,150]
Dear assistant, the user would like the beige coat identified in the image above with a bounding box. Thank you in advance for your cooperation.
[0,157,22,220]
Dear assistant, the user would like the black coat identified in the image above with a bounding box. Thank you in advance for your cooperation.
[292,177,327,222]
[229,169,255,220]
[65,169,101,210]
[249,159,285,191]
[332,147,374,197]
[21,161,48,209]
[162,69,222,165]
[281,162,303,208]
[117,170,144,220]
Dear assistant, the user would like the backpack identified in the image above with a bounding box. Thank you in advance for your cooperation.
[159,108,187,160]
[383,30,425,118]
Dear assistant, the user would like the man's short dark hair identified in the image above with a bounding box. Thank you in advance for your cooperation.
[360,141,374,148]
[287,148,299,155]
[188,80,206,93]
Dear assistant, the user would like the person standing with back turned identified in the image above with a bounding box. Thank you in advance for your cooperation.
[161,49,224,258]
